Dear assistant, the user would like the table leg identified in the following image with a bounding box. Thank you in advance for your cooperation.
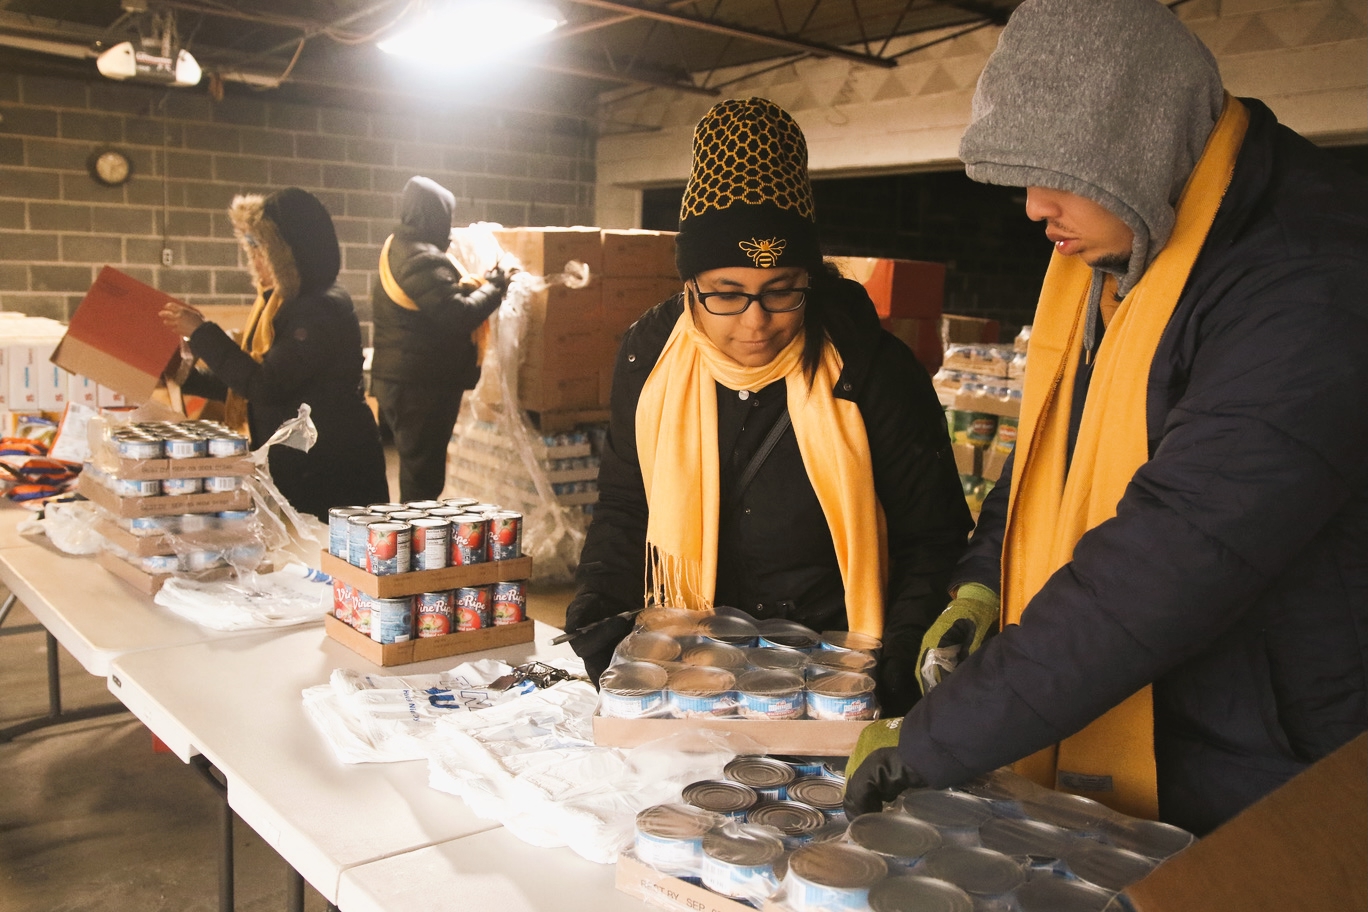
[0,629,128,743]
[287,867,304,912]
[193,756,234,912]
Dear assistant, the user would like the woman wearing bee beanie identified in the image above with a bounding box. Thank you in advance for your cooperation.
[564,98,971,714]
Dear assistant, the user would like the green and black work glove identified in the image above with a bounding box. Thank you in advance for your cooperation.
[917,582,1000,694]
[842,717,925,817]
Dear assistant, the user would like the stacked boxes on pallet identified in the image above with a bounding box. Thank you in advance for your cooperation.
[828,257,947,371]
[447,422,600,514]
[80,419,260,593]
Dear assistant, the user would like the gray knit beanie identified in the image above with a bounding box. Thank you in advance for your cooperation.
[959,0,1224,295]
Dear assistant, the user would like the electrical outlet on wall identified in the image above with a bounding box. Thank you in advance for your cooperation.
[161,248,173,266]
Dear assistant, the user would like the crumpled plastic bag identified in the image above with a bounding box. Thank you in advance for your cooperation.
[153,562,329,630]
[17,499,104,554]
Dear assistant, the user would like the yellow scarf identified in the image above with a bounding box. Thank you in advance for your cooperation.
[635,301,887,636]
[379,234,490,365]
[1001,96,1249,820]
[224,284,277,435]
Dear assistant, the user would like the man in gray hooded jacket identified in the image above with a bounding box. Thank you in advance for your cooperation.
[371,176,509,501]
[845,0,1368,836]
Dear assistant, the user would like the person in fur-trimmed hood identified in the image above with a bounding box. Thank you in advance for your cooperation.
[161,186,389,520]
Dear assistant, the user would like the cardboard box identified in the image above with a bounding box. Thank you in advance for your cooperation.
[97,384,128,408]
[93,517,175,557]
[830,256,946,320]
[7,344,41,411]
[601,276,681,323]
[592,714,870,756]
[324,614,534,666]
[78,472,251,518]
[616,853,753,912]
[69,374,100,408]
[52,266,183,404]
[600,229,678,278]
[319,550,533,599]
[941,313,1001,346]
[952,386,1021,419]
[492,227,603,278]
[1122,733,1367,912]
[96,548,234,595]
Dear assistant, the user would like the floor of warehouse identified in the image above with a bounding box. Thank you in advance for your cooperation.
[0,449,580,911]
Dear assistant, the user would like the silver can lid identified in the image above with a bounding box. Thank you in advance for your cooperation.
[746,800,824,836]
[618,630,683,663]
[724,756,796,790]
[683,779,758,816]
[805,648,877,673]
[681,641,749,669]
[978,817,1073,859]
[735,669,804,696]
[868,875,973,912]
[786,843,886,889]
[898,788,993,829]
[847,811,942,860]
[666,665,736,696]
[806,670,876,697]
[916,846,1026,896]
[600,661,668,696]
[745,647,809,671]
[635,804,719,840]
[701,826,784,866]
[785,776,844,811]
[1062,841,1156,892]
[1014,875,1117,912]
[819,630,883,652]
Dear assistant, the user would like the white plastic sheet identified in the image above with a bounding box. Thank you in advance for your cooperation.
[153,562,329,631]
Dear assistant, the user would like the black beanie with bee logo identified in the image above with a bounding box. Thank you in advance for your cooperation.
[674,97,822,281]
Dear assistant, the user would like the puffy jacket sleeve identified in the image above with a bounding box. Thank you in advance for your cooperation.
[951,450,1013,593]
[395,249,503,337]
[861,333,975,712]
[188,298,329,409]
[899,253,1368,786]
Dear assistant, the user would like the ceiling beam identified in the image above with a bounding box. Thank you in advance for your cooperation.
[562,0,898,68]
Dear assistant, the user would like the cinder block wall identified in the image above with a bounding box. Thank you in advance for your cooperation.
[0,73,597,326]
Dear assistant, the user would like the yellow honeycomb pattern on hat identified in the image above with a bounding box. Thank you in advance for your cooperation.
[680,98,815,222]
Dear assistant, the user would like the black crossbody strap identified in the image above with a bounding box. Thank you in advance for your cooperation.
[731,410,793,507]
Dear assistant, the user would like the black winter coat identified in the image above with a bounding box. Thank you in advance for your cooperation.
[370,180,503,390]
[905,100,1368,835]
[569,277,973,713]
[189,285,389,520]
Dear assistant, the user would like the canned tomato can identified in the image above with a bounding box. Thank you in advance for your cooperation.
[736,669,806,720]
[405,500,443,511]
[367,502,407,514]
[598,661,668,718]
[366,521,412,576]
[332,580,361,625]
[633,804,718,875]
[491,580,526,625]
[683,780,758,819]
[464,502,501,515]
[113,477,163,497]
[448,513,488,565]
[164,435,207,459]
[347,513,382,567]
[353,593,373,635]
[202,475,242,493]
[787,777,846,819]
[369,596,414,644]
[700,826,784,899]
[805,671,878,721]
[409,517,450,571]
[328,507,367,557]
[439,497,479,509]
[746,801,826,846]
[160,476,203,496]
[415,590,455,638]
[454,585,492,631]
[847,812,942,868]
[487,510,523,561]
[206,434,249,457]
[666,666,737,717]
[724,756,796,801]
[784,843,887,912]
[388,510,426,522]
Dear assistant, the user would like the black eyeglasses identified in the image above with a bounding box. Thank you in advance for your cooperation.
[690,281,809,316]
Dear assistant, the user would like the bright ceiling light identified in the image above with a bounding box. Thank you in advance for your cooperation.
[378,1,563,62]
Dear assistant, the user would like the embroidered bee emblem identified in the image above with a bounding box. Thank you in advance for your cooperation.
[739,237,786,267]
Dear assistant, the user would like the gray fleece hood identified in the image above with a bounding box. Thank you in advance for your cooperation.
[959,0,1225,296]
[399,176,456,249]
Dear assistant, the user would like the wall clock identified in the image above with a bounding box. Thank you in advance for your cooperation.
[87,147,133,187]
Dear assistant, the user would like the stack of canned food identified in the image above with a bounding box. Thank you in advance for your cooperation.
[635,763,1193,912]
[597,609,881,721]
[327,497,528,645]
[91,420,252,499]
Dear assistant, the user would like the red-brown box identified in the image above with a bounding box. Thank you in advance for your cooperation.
[831,256,946,320]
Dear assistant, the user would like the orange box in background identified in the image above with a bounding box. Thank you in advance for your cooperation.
[941,313,1001,346]
[830,256,947,320]
[882,316,943,373]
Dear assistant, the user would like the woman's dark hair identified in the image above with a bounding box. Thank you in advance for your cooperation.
[800,260,877,384]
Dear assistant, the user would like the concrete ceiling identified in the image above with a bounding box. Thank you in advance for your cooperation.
[0,0,1025,117]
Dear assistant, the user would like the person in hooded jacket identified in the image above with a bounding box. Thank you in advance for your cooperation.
[563,99,972,716]
[160,187,389,521]
[370,176,510,502]
[844,0,1368,837]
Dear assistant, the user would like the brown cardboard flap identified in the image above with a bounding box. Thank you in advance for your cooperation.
[320,551,533,598]
[1123,733,1367,912]
[324,614,534,666]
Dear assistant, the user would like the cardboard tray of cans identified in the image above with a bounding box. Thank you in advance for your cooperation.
[79,473,252,518]
[94,452,254,481]
[617,854,765,912]
[323,613,534,666]
[96,548,241,595]
[319,550,534,598]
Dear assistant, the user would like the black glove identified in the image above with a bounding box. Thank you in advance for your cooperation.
[842,718,926,818]
[563,591,633,686]
[484,264,510,292]
[874,636,921,718]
